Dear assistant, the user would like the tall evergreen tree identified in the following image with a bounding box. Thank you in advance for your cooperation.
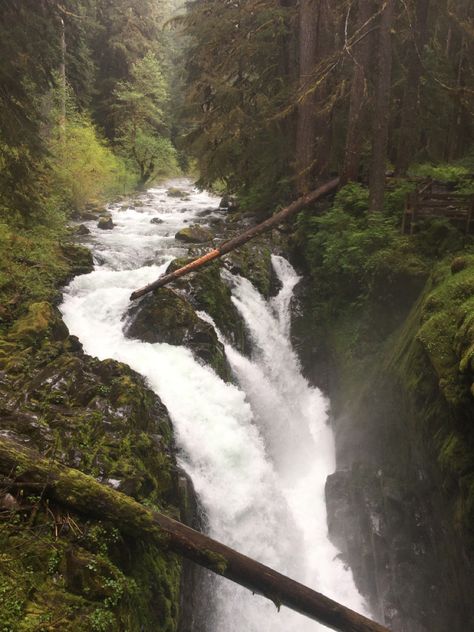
[369,0,395,212]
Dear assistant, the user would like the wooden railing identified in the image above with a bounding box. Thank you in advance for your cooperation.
[402,179,474,234]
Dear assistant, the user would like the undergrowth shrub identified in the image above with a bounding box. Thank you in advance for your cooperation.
[48,112,134,212]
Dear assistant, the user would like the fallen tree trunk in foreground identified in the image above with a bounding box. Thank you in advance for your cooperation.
[130,177,340,301]
[0,436,390,632]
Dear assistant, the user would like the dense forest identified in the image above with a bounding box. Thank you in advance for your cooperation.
[0,0,473,631]
[1,0,472,225]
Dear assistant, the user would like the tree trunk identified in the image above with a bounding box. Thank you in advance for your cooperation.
[341,0,374,183]
[312,0,336,178]
[130,177,340,301]
[0,436,390,632]
[295,0,320,194]
[395,0,430,174]
[59,16,67,140]
[368,0,394,212]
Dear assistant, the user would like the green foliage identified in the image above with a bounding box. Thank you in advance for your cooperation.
[408,162,474,195]
[48,111,134,211]
[0,223,70,328]
[414,217,471,258]
[331,183,369,217]
[115,53,179,185]
[409,162,472,184]
[118,129,178,186]
[297,184,426,305]
[115,52,168,128]
[181,0,294,207]
[384,181,417,216]
[91,0,167,137]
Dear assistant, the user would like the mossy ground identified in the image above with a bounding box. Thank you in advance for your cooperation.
[0,227,184,631]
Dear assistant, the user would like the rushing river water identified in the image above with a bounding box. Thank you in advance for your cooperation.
[61,180,366,631]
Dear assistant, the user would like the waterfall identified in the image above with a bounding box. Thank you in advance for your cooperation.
[60,180,367,631]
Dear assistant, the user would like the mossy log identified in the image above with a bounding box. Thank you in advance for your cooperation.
[0,436,389,632]
[130,178,340,301]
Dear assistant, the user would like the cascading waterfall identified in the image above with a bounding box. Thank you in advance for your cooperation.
[60,180,367,631]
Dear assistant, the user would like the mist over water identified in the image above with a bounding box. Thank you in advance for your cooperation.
[61,180,367,631]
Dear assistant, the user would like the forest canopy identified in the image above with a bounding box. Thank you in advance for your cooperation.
[0,0,472,223]
[180,0,473,210]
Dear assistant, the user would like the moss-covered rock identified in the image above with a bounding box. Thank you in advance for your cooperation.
[125,287,231,381]
[175,225,213,244]
[225,239,273,298]
[167,188,188,199]
[75,224,91,236]
[0,228,187,632]
[8,302,69,347]
[164,259,248,353]
[60,243,94,278]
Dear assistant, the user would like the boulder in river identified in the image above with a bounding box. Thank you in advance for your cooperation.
[150,217,164,225]
[125,287,231,380]
[75,224,91,236]
[167,187,189,199]
[175,225,213,244]
[97,215,114,230]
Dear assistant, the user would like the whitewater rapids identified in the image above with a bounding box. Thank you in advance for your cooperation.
[61,180,367,631]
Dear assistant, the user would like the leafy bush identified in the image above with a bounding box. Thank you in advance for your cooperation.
[297,184,427,305]
[332,182,369,217]
[409,162,474,194]
[384,180,417,216]
[48,113,134,211]
[409,162,470,183]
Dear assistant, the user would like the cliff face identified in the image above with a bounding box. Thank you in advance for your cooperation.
[292,252,474,631]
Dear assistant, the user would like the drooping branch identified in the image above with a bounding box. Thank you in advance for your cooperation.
[130,177,340,301]
[0,436,390,632]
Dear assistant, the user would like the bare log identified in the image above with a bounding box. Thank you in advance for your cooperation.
[130,178,340,301]
[0,436,390,632]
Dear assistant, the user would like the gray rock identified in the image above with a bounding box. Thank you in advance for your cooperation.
[75,224,90,236]
[97,216,114,230]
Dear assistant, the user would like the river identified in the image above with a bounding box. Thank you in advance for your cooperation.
[60,179,367,631]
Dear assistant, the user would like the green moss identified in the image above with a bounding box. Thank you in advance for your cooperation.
[416,257,474,410]
[167,260,247,352]
[0,224,184,630]
[175,225,213,243]
[0,500,181,632]
[0,224,71,329]
[202,550,227,575]
[227,240,272,297]
[438,433,474,477]
[8,302,56,346]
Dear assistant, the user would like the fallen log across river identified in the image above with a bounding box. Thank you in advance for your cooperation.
[0,436,391,632]
[130,177,340,301]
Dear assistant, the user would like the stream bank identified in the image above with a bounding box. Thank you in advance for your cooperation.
[0,231,190,630]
